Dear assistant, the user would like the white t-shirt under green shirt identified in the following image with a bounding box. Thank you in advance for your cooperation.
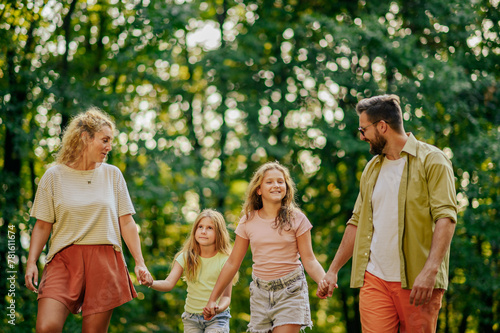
[367,157,406,282]
[176,251,229,314]
[30,163,136,263]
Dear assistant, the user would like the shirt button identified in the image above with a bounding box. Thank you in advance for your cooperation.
[364,253,368,256]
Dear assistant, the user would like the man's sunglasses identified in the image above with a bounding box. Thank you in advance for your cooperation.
[358,120,382,136]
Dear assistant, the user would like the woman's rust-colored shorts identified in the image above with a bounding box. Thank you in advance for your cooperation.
[37,244,137,316]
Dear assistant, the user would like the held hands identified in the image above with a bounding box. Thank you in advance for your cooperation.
[317,271,339,298]
[316,275,328,299]
[135,264,153,286]
[139,269,154,287]
[316,279,329,298]
[203,301,219,321]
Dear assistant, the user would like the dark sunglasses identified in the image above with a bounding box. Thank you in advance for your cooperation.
[358,120,383,136]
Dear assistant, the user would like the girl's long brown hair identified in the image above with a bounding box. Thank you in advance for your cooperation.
[175,209,237,283]
[241,161,298,233]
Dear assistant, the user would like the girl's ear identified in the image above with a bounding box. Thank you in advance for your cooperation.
[256,187,261,196]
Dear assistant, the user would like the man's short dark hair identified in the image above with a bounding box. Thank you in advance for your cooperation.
[356,94,403,132]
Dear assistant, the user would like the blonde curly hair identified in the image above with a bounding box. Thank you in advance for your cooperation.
[55,107,115,165]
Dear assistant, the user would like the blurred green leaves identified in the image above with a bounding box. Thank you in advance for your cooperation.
[1,0,499,332]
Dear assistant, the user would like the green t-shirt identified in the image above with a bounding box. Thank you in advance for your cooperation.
[176,251,229,314]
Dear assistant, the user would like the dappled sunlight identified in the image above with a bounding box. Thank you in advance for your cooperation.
[1,0,499,331]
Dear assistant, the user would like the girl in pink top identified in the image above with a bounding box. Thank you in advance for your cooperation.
[204,162,326,333]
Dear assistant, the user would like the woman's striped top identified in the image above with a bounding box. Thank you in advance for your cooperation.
[30,163,136,263]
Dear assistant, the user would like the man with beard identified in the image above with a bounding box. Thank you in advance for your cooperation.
[317,95,458,332]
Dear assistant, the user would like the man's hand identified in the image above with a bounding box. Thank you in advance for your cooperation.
[409,269,436,306]
[318,271,339,298]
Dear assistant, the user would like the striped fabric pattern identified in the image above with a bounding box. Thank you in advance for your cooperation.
[30,163,136,263]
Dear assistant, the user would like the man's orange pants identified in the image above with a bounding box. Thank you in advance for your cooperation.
[359,271,444,333]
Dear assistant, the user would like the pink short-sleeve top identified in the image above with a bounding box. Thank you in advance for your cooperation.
[235,209,312,280]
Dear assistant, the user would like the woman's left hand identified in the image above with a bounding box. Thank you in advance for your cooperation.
[135,264,152,285]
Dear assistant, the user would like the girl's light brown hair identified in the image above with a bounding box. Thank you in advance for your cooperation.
[241,161,298,233]
[55,107,115,165]
[175,209,237,283]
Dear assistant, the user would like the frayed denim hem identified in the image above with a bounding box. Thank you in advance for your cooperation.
[275,322,313,332]
[247,322,313,333]
[299,323,313,332]
[247,328,272,333]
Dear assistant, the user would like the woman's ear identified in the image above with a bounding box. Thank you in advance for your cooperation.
[256,187,261,196]
[80,131,92,148]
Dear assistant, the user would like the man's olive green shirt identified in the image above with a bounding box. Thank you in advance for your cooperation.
[348,133,457,289]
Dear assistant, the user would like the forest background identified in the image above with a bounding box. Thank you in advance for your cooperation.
[0,0,499,332]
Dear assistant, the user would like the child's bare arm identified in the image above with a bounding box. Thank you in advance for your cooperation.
[204,235,249,320]
[215,283,233,313]
[297,230,328,298]
[149,261,183,292]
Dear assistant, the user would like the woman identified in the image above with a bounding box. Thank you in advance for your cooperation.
[25,107,151,333]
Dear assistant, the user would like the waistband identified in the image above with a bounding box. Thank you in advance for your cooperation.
[252,266,305,292]
[183,309,230,317]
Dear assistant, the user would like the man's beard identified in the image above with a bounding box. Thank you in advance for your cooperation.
[369,131,386,155]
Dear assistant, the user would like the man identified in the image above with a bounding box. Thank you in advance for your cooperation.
[319,94,457,332]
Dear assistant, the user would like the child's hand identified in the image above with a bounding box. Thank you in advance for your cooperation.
[135,265,152,286]
[140,270,154,287]
[203,301,219,320]
[143,277,154,287]
[316,288,328,299]
[316,279,329,298]
[317,273,338,298]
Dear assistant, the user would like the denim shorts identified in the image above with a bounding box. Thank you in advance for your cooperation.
[181,309,230,333]
[248,266,313,333]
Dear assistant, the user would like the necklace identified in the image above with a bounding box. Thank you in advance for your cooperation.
[87,168,96,184]
[86,164,101,184]
[67,162,99,184]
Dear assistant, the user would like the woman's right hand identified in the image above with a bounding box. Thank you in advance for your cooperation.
[25,262,39,293]
[25,220,53,294]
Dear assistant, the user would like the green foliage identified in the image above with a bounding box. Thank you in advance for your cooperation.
[1,0,499,332]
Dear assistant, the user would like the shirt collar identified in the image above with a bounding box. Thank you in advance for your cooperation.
[374,132,417,163]
[401,132,417,157]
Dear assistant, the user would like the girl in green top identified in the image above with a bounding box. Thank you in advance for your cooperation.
[142,209,237,332]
